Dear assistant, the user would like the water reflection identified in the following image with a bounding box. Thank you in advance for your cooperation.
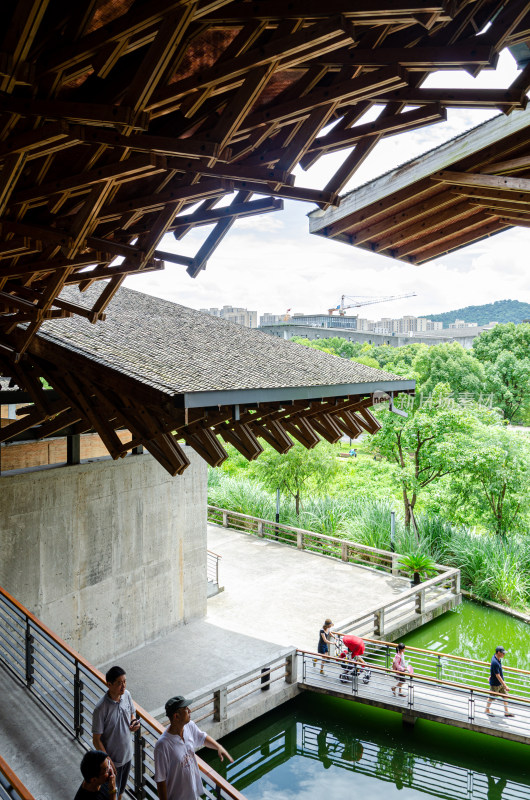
[209,702,530,800]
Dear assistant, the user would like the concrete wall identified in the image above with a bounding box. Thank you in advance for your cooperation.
[0,450,207,665]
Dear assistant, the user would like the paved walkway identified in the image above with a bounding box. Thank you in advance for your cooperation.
[206,524,409,651]
[99,524,409,714]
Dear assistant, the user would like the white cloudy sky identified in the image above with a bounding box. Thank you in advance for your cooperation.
[126,49,530,321]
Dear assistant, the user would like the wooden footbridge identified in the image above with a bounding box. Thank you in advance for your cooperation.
[298,637,530,746]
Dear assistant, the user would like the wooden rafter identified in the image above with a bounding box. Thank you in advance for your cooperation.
[0,0,525,366]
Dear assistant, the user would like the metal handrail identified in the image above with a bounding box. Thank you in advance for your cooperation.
[207,549,221,585]
[0,584,246,800]
[304,648,530,702]
[360,635,530,677]
[0,755,35,800]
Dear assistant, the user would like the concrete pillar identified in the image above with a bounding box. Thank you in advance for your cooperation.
[67,434,81,465]
[214,688,227,722]
[285,651,297,684]
[0,450,207,663]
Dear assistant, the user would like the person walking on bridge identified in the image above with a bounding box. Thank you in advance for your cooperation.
[485,646,514,718]
[315,619,337,675]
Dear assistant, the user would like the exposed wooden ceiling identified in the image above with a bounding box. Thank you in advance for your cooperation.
[309,107,530,263]
[1,1,529,472]
[0,1,529,357]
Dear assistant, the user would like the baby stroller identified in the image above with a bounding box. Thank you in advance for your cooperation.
[338,634,372,685]
[338,650,372,685]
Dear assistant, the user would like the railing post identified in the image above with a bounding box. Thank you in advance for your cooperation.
[261,667,271,691]
[285,651,297,684]
[391,553,399,576]
[415,589,426,615]
[257,520,264,537]
[222,510,228,527]
[469,689,475,723]
[214,688,227,722]
[134,729,145,799]
[453,571,461,594]
[437,655,443,681]
[25,620,34,688]
[374,609,384,636]
[74,664,83,739]
[297,531,303,549]
[341,542,348,561]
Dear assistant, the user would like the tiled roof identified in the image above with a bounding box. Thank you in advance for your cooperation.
[40,285,409,398]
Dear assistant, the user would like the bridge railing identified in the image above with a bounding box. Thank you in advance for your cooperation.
[208,505,460,637]
[0,755,35,800]
[0,585,246,800]
[208,505,400,573]
[333,636,530,701]
[298,648,530,739]
[152,648,297,730]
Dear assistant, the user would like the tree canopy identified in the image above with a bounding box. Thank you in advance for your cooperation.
[473,323,530,422]
[371,384,500,529]
[254,441,338,515]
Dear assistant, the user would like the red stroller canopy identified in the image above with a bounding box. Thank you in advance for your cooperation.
[342,635,365,656]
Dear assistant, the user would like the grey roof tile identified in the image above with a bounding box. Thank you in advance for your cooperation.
[40,285,409,398]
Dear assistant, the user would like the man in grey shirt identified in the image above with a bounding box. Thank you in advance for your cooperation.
[92,666,140,799]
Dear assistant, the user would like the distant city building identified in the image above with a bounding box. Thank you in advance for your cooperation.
[449,319,478,329]
[200,305,257,328]
[260,312,285,325]
[261,312,445,334]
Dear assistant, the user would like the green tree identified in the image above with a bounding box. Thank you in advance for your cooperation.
[291,336,363,359]
[254,442,338,515]
[445,426,530,537]
[371,385,497,529]
[413,342,485,401]
[472,323,530,422]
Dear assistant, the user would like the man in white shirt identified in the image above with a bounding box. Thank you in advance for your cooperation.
[154,695,233,800]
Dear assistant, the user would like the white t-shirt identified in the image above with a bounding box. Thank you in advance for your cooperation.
[154,721,207,800]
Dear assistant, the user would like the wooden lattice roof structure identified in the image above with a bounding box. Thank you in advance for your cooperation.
[0,287,414,474]
[308,106,530,263]
[1,1,530,471]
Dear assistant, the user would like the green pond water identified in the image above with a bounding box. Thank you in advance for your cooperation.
[204,601,530,800]
[401,599,529,670]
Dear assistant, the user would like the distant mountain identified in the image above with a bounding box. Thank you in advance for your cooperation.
[425,300,530,328]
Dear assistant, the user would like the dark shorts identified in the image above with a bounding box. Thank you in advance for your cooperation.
[318,643,329,655]
[489,684,506,695]
[114,762,131,796]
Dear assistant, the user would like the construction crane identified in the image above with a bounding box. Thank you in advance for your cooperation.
[328,293,417,316]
